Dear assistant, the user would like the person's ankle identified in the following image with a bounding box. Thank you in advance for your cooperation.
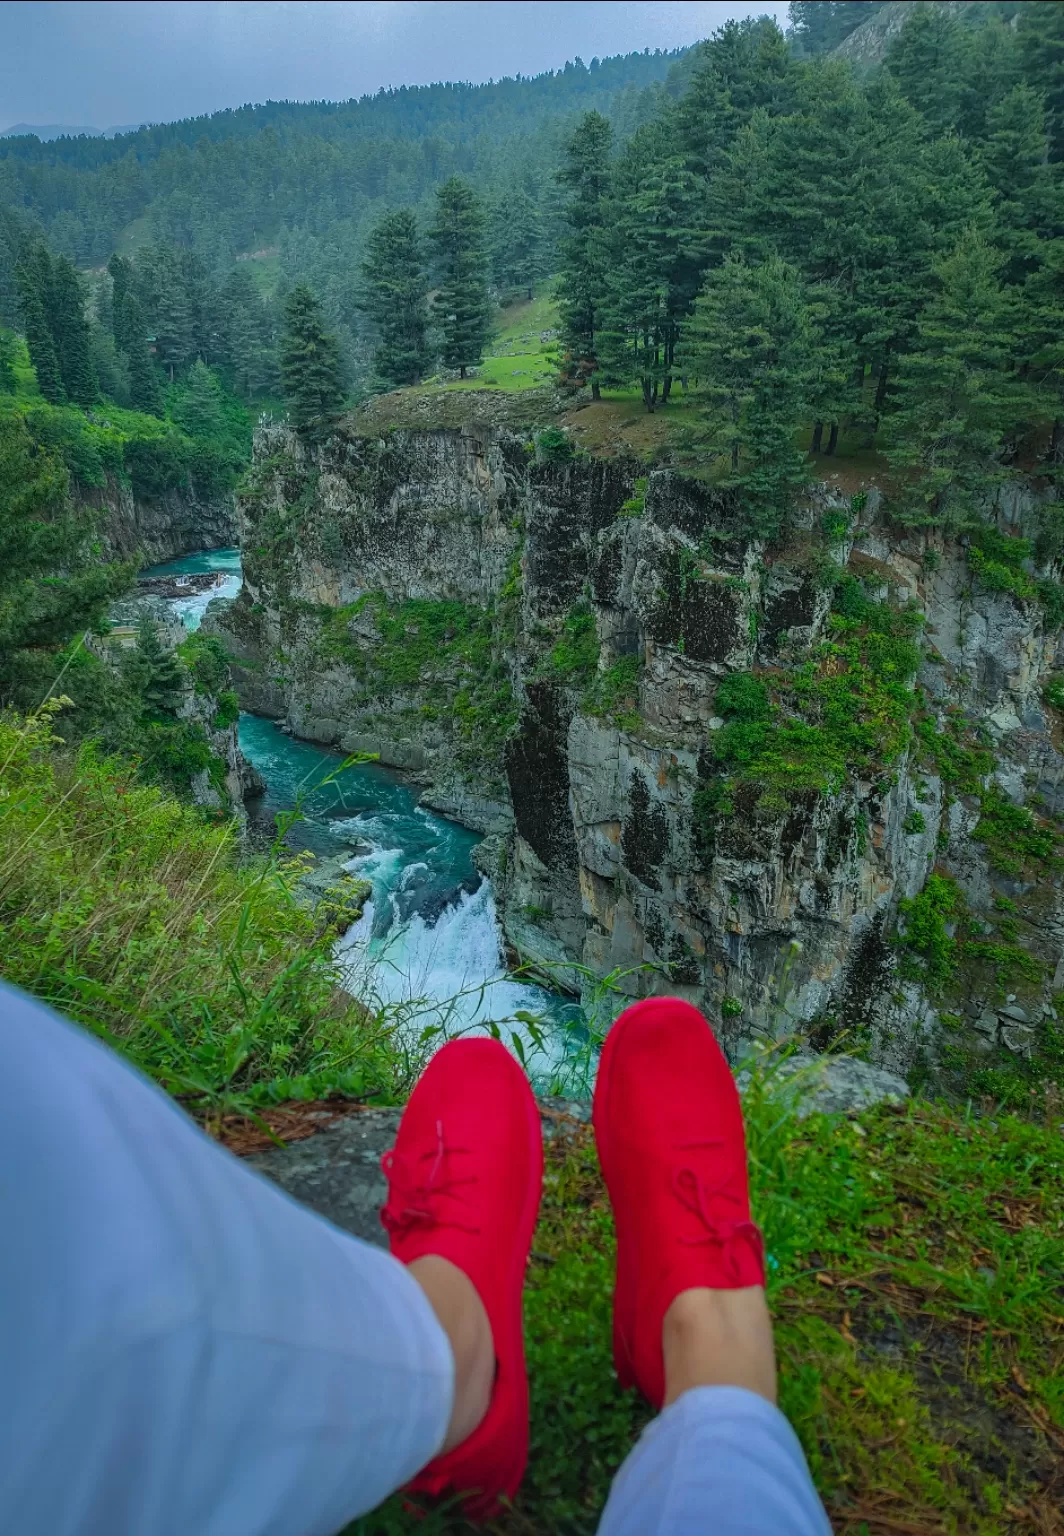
[408,1255,495,1452]
[661,1286,777,1408]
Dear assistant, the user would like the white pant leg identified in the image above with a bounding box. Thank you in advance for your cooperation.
[0,984,453,1536]
[597,1386,831,1536]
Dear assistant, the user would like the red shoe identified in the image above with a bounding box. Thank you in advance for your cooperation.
[592,997,765,1409]
[380,1038,543,1519]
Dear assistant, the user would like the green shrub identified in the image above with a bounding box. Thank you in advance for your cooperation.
[971,790,1058,876]
[708,600,921,809]
[541,602,599,681]
[897,873,960,990]
[715,671,770,721]
[1044,675,1064,712]
[535,427,574,464]
[582,654,643,729]
[178,632,232,697]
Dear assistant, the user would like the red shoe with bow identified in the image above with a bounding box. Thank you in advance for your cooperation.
[592,997,765,1409]
[380,1037,543,1519]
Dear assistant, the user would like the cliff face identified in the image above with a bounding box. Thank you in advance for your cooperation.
[87,473,237,567]
[210,420,1064,1079]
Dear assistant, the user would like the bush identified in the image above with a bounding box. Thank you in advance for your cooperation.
[542,602,599,681]
[179,632,232,698]
[715,672,770,722]
[536,427,575,464]
[897,873,960,990]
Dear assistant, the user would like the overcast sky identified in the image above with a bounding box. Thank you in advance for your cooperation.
[1,1,790,132]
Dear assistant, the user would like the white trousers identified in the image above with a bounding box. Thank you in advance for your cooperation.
[0,985,830,1535]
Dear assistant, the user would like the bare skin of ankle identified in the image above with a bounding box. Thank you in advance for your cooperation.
[408,1255,495,1453]
[662,1286,778,1408]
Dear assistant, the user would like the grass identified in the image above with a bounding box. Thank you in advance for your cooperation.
[0,704,405,1120]
[419,291,559,396]
[349,1078,1064,1535]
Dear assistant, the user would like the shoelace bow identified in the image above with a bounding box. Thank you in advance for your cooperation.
[380,1119,480,1239]
[671,1136,764,1281]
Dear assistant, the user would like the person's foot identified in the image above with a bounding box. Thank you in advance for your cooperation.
[592,997,766,1409]
[380,1038,543,1519]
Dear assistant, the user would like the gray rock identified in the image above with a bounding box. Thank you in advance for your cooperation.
[736,1052,910,1118]
[998,1004,1030,1023]
[1000,1024,1035,1057]
[246,1101,590,1246]
[973,1010,999,1038]
[247,1109,401,1248]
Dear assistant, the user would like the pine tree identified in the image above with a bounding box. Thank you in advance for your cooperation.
[735,59,877,447]
[860,82,995,419]
[885,6,967,136]
[430,177,492,378]
[115,292,164,417]
[1018,0,1064,161]
[681,253,824,538]
[980,84,1058,284]
[489,188,545,300]
[598,121,706,411]
[172,359,225,439]
[220,267,275,397]
[49,255,98,405]
[15,246,64,404]
[108,254,136,350]
[0,412,131,702]
[280,283,346,439]
[359,209,430,387]
[556,111,613,398]
[136,617,185,718]
[885,231,1035,524]
[676,18,795,182]
[1022,239,1064,464]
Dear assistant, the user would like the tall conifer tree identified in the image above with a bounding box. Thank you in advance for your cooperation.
[280,284,345,439]
[15,245,64,404]
[599,121,705,411]
[430,178,492,378]
[118,293,164,417]
[886,231,1035,523]
[681,252,824,537]
[556,111,613,398]
[359,209,430,387]
[49,255,97,405]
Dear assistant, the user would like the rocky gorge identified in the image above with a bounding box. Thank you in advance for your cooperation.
[89,465,238,567]
[203,417,1064,1090]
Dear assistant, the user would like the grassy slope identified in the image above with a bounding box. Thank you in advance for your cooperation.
[355,1088,1064,1535]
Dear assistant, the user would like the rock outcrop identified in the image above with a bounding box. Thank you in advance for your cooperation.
[84,472,237,567]
[210,419,1064,1082]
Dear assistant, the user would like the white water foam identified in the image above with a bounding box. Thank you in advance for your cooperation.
[337,874,566,1073]
[174,572,243,630]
